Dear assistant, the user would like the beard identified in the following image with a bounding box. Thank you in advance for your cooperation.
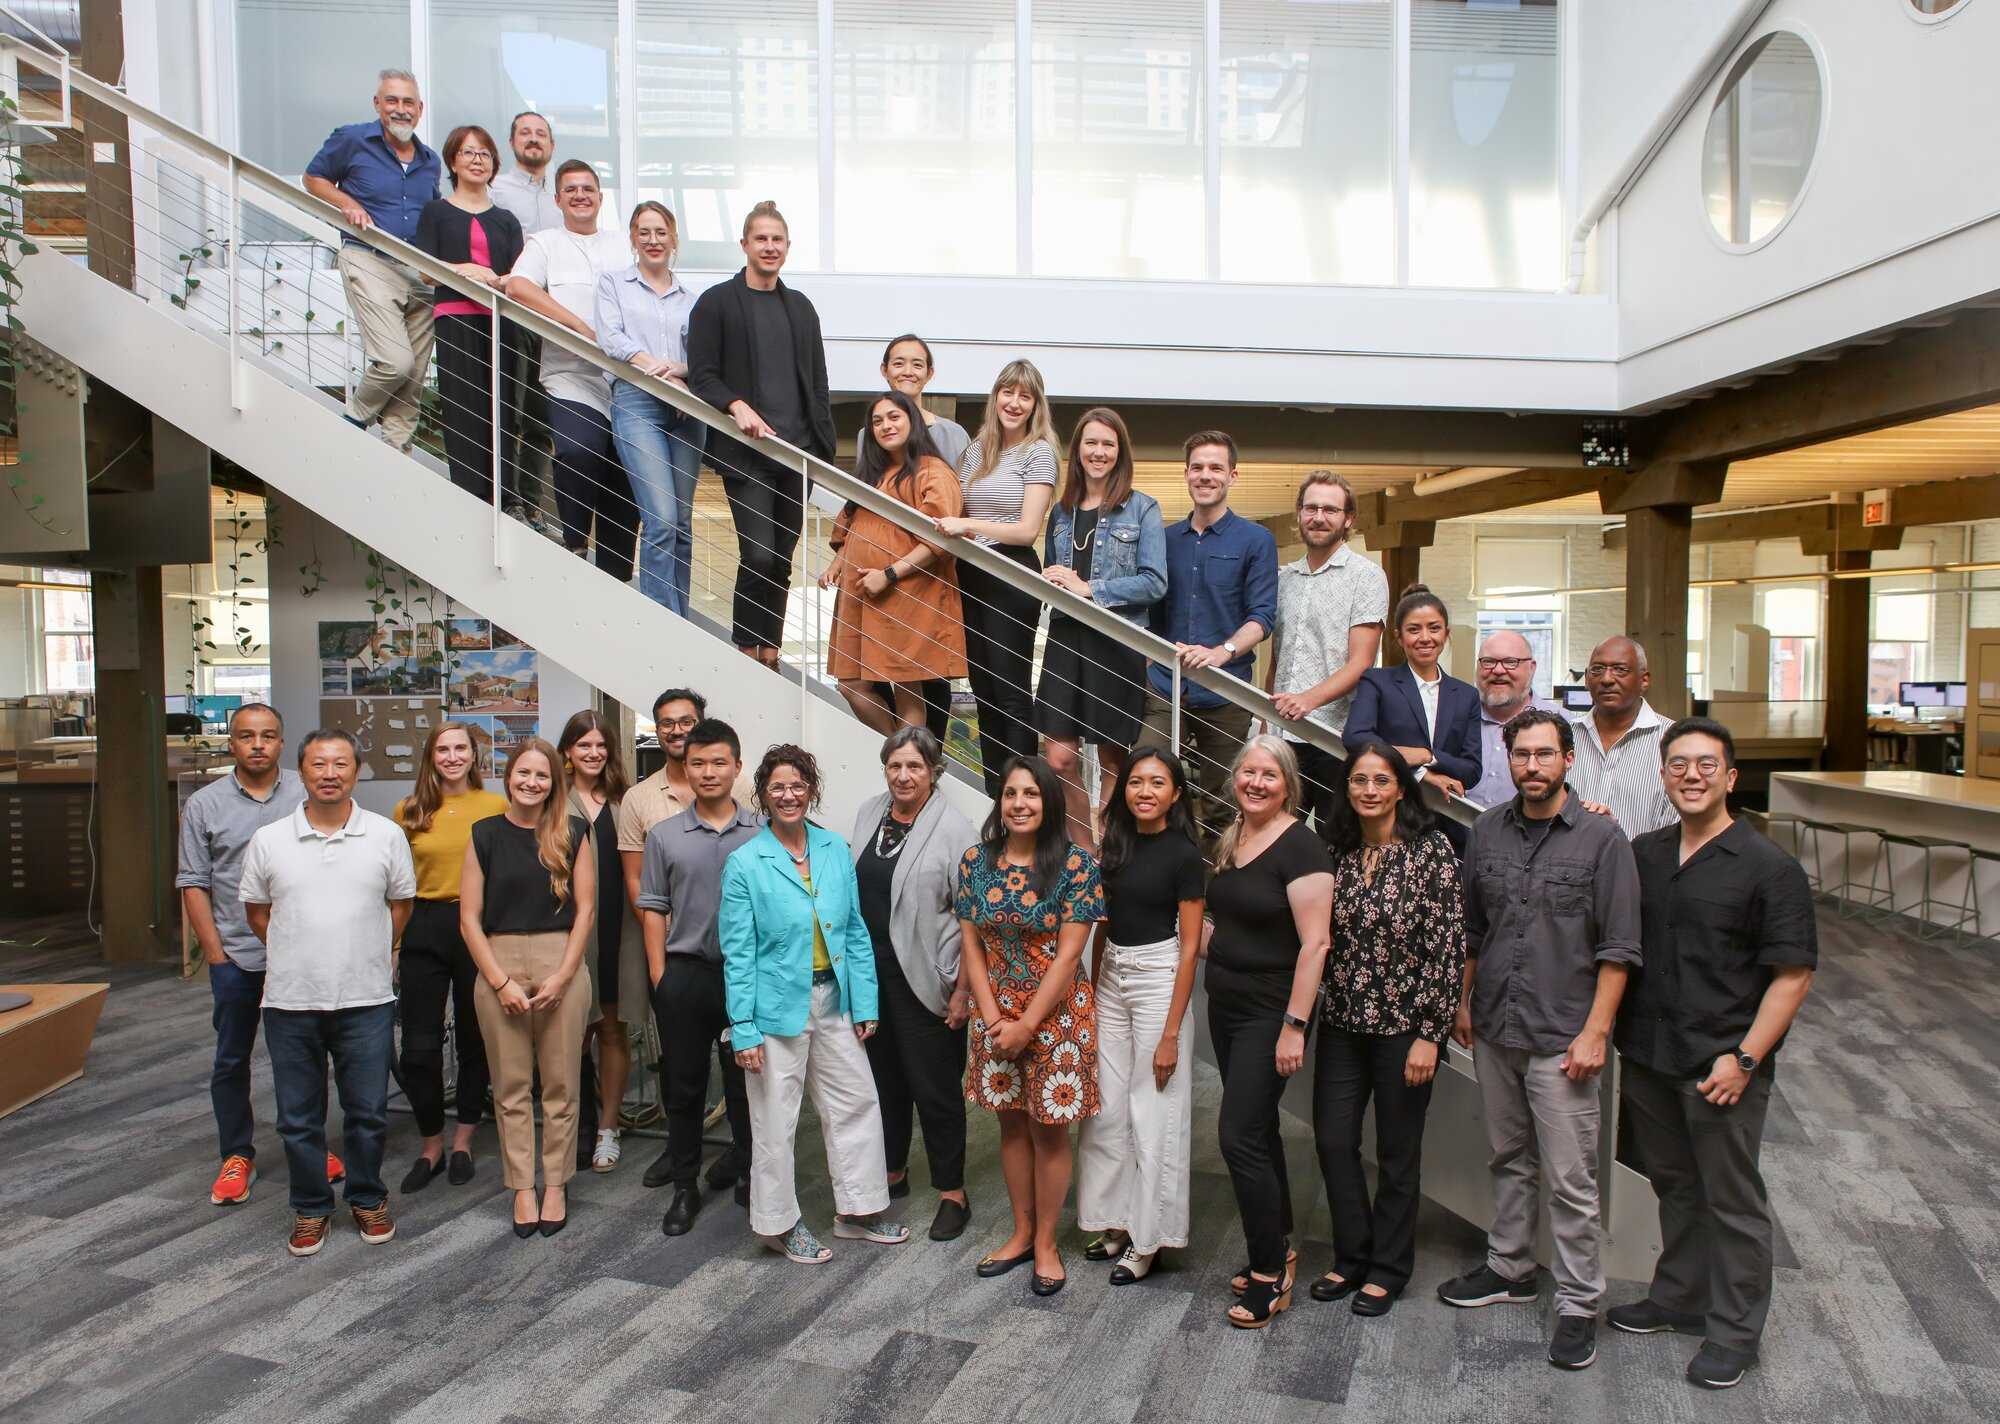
[384,120,417,143]
[1480,683,1523,711]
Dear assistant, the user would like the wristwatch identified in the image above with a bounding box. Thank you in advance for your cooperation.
[1282,1011,1310,1032]
[884,564,902,585]
[1222,640,1239,657]
[1734,1049,1758,1073]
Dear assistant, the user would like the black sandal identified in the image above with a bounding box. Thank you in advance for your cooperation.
[1231,1246,1297,1297]
[1228,1271,1292,1329]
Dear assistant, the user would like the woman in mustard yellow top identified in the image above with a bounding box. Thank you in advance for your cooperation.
[394,722,507,1191]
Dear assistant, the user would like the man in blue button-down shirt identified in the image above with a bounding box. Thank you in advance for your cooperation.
[1141,430,1279,843]
[303,69,442,453]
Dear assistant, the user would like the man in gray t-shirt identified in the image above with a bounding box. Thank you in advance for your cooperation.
[174,704,306,1201]
[635,720,760,1230]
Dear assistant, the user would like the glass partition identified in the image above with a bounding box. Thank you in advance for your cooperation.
[431,0,619,209]
[832,0,1017,275]
[636,0,822,270]
[1408,0,1561,289]
[1029,0,1205,280]
[236,0,411,174]
[1219,0,1393,286]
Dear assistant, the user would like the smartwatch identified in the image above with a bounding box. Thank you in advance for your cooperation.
[1282,1012,1310,1032]
[884,564,902,585]
[1734,1049,1758,1073]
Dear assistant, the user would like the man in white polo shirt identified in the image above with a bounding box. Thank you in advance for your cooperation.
[241,728,416,1258]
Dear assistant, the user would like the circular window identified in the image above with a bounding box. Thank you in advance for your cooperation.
[1700,31,1825,250]
[1908,0,1971,20]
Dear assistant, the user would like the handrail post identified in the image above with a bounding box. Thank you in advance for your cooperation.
[1170,662,1183,755]
[490,294,502,568]
[226,154,242,411]
[798,457,811,735]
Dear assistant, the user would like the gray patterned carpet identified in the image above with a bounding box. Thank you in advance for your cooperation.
[2,907,1997,1423]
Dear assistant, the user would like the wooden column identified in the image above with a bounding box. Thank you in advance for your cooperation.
[1623,504,1694,719]
[1822,549,1871,772]
[90,565,175,961]
[80,0,135,291]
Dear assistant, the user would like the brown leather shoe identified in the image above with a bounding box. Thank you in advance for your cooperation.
[352,1202,396,1245]
[288,1214,331,1257]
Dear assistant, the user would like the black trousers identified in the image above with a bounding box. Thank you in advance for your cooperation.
[718,447,804,652]
[651,956,752,1189]
[397,898,488,1137]
[433,312,524,502]
[958,546,1043,796]
[1294,740,1343,837]
[863,950,968,1192]
[550,398,639,584]
[1313,1025,1433,1295]
[501,325,549,513]
[1209,980,1296,1275]
[1622,1058,1777,1354]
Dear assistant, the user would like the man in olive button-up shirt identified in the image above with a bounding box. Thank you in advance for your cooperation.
[1437,708,1641,1371]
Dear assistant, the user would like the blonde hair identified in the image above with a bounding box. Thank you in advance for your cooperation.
[396,722,485,836]
[505,739,577,907]
[742,199,788,239]
[967,359,1058,484]
[1214,734,1303,866]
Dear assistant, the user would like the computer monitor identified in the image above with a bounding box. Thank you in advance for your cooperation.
[1557,684,1593,712]
[163,695,189,714]
[1900,681,1947,709]
[1947,683,1967,707]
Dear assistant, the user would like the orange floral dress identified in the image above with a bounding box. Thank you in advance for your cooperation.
[955,844,1106,1124]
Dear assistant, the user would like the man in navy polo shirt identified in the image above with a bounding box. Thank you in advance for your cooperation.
[303,69,443,453]
[1140,429,1279,844]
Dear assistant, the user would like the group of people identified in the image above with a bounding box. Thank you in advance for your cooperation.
[180,646,1815,1391]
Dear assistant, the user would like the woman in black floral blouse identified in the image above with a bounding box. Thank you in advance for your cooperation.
[1310,735,1465,1318]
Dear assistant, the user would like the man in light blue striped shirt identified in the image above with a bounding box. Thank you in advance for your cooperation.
[1568,636,1676,837]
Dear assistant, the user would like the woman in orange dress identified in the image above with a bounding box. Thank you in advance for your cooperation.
[822,390,969,733]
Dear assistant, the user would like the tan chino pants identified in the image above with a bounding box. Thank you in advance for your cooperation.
[336,244,435,451]
[474,930,593,1190]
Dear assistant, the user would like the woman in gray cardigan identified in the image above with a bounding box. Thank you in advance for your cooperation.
[850,727,978,1242]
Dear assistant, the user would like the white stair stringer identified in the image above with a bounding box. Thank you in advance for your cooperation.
[17,248,983,832]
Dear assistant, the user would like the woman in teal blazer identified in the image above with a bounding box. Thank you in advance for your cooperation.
[720,743,909,1265]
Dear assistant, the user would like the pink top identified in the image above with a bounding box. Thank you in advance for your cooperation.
[435,215,493,319]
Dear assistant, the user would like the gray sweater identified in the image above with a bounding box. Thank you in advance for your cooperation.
[849,790,977,1016]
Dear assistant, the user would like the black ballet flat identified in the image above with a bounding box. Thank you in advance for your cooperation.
[1312,1272,1361,1303]
[976,1248,1035,1278]
[1351,1287,1398,1318]
[1031,1271,1067,1298]
[447,1151,475,1186]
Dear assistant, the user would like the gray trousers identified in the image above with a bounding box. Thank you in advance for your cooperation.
[1621,1058,1776,1354]
[1474,1037,1604,1316]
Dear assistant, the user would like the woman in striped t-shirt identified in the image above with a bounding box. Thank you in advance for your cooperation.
[935,360,1059,797]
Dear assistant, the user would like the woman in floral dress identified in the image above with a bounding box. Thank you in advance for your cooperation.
[957,755,1105,1297]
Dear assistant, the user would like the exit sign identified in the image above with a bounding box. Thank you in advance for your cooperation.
[1861,488,1893,527]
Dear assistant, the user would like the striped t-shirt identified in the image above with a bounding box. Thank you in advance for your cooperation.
[956,438,1057,547]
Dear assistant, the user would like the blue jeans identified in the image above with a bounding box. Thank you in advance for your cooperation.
[210,958,265,1161]
[610,379,705,615]
[264,1002,394,1214]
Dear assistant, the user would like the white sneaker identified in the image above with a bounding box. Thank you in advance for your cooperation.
[591,1128,621,1173]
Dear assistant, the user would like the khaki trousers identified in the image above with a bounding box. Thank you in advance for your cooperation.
[336,245,435,450]
[474,931,592,1190]
[1474,1036,1605,1316]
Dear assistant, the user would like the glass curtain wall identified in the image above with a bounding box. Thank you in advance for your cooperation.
[431,0,620,210]
[231,0,1564,288]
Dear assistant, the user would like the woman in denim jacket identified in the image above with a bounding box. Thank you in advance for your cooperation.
[1034,407,1168,848]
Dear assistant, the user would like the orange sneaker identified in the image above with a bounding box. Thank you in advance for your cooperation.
[210,1154,257,1206]
[326,1151,346,1184]
[352,1201,396,1245]
[287,1214,331,1257]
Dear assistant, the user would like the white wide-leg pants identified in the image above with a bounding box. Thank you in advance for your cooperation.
[1076,937,1192,1253]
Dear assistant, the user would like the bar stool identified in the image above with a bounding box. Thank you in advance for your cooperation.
[1798,820,1890,918]
[1941,845,2000,948]
[1763,812,1805,859]
[1907,836,1981,944]
[1863,831,1965,937]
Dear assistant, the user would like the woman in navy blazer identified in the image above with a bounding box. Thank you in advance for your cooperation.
[720,743,910,1265]
[1342,584,1482,801]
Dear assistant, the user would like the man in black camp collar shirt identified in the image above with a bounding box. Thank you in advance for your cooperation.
[1607,715,1816,1392]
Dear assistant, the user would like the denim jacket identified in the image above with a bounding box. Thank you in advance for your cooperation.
[1044,489,1167,625]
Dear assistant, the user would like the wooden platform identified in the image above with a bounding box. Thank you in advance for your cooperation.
[0,981,108,1118]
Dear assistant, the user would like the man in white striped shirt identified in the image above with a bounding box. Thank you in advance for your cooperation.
[1568,636,1676,837]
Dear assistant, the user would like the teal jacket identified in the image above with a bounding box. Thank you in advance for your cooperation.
[719,824,879,1050]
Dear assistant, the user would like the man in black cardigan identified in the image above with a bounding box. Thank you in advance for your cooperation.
[685,202,835,663]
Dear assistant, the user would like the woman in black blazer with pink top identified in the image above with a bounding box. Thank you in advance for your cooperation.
[1341,584,1481,803]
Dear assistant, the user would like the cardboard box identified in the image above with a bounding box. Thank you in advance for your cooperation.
[0,983,109,1118]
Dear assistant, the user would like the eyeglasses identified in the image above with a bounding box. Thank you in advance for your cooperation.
[457,148,495,162]
[1586,662,1634,679]
[1477,656,1529,672]
[765,783,810,800]
[1665,756,1724,778]
[1298,503,1348,518]
[1347,774,1396,792]
[1507,747,1565,766]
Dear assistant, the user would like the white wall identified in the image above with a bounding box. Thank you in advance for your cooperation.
[1615,0,2000,405]
[0,572,32,698]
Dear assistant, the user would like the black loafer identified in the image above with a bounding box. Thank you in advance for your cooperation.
[1311,1272,1360,1303]
[705,1155,745,1191]
[976,1248,1035,1278]
[642,1150,675,1190]
[733,1180,750,1208]
[1031,1271,1067,1297]
[447,1151,474,1186]
[662,1185,702,1237]
[888,1175,911,1200]
[399,1155,442,1195]
[929,1197,971,1242]
[1351,1288,1397,1317]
